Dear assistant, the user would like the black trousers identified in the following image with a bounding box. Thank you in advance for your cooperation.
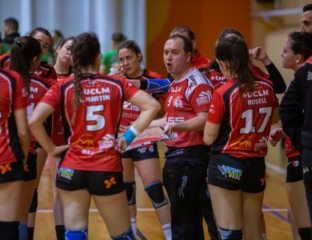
[163,159,207,240]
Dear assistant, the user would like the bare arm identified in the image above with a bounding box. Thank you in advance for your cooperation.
[149,116,166,128]
[14,108,31,163]
[204,121,221,146]
[28,103,69,157]
[271,107,280,125]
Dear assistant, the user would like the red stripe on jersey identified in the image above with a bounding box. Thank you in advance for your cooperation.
[165,69,213,147]
[207,79,279,158]
[41,74,139,171]
[0,69,29,164]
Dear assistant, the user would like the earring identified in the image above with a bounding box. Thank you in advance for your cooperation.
[296,59,299,63]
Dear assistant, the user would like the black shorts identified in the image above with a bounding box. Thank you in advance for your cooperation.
[56,168,125,196]
[286,156,303,182]
[208,153,266,193]
[24,152,37,181]
[121,143,159,161]
[0,160,24,184]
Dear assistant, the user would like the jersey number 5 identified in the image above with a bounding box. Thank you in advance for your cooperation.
[86,105,105,131]
[240,107,272,134]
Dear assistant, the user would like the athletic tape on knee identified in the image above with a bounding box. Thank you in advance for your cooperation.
[111,227,135,240]
[29,188,38,213]
[145,182,169,209]
[65,227,88,240]
[218,227,242,240]
[124,181,136,205]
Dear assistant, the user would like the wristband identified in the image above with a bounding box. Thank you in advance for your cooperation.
[123,126,140,146]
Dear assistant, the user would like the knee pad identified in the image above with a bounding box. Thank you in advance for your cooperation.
[218,227,242,240]
[29,188,38,213]
[145,182,169,209]
[124,181,136,206]
[65,227,88,240]
[0,221,19,240]
[111,227,135,240]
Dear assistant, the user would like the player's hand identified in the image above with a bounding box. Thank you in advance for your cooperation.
[49,145,70,158]
[163,123,174,136]
[119,125,130,134]
[268,128,285,147]
[249,47,271,65]
[115,136,127,154]
[127,79,141,88]
[108,64,125,76]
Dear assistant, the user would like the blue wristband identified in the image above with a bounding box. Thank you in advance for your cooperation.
[123,128,136,146]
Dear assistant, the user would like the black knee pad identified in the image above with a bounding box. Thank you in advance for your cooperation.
[0,221,19,239]
[145,181,168,209]
[29,188,38,213]
[124,181,136,205]
[219,227,242,240]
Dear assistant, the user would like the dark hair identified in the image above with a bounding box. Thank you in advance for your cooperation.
[112,33,127,44]
[168,34,193,60]
[59,36,75,48]
[170,26,195,41]
[117,40,143,62]
[303,4,312,12]
[53,30,64,39]
[215,37,254,95]
[288,31,312,61]
[4,18,19,32]
[217,28,245,42]
[29,27,52,44]
[71,33,100,122]
[9,37,41,91]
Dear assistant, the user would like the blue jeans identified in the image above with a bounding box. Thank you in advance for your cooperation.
[163,159,207,240]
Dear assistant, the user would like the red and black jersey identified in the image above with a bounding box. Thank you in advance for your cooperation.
[40,73,139,171]
[0,69,29,164]
[207,78,279,158]
[51,72,73,146]
[0,53,56,85]
[120,69,163,131]
[284,136,300,159]
[165,68,214,147]
[28,75,51,154]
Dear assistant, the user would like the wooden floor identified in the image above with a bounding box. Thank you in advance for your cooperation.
[35,140,295,239]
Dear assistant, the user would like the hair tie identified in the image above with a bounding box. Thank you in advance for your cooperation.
[14,41,22,48]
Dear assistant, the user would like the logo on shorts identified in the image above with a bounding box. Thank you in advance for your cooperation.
[149,146,154,152]
[217,165,242,180]
[0,163,12,174]
[292,161,300,167]
[137,147,147,154]
[104,177,116,189]
[58,168,74,180]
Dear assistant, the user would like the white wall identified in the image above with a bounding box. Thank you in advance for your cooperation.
[0,0,146,58]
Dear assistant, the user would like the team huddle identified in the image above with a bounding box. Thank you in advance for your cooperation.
[1,3,312,240]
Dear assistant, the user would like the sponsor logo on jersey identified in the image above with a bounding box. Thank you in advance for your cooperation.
[123,101,140,111]
[84,88,110,95]
[166,117,184,124]
[73,134,94,149]
[230,137,252,149]
[58,168,74,180]
[21,87,28,97]
[137,147,147,154]
[217,165,242,180]
[242,89,269,98]
[308,71,312,81]
[210,75,225,81]
[196,90,212,105]
[98,134,114,149]
[189,76,198,86]
[170,86,182,92]
[174,97,183,108]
